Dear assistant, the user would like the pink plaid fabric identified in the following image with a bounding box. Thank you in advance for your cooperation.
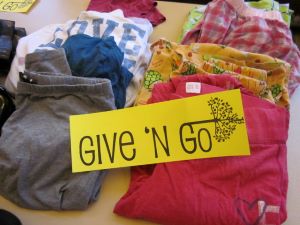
[182,0,300,94]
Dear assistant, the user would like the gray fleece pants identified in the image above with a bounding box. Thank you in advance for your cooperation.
[0,71,115,210]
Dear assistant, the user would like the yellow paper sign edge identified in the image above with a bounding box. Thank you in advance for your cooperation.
[70,89,250,173]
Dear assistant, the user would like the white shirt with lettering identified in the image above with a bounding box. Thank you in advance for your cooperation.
[5,10,153,106]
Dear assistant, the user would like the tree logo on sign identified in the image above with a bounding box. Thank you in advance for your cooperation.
[208,97,245,142]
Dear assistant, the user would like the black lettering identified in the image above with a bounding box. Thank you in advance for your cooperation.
[152,126,170,158]
[96,135,102,164]
[197,128,212,152]
[179,123,197,154]
[102,133,117,163]
[79,136,95,166]
[119,131,136,161]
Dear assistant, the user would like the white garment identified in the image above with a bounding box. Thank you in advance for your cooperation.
[5,10,153,107]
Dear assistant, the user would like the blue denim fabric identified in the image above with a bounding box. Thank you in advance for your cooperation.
[62,34,133,108]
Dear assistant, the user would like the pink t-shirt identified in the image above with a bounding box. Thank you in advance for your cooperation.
[114,75,289,225]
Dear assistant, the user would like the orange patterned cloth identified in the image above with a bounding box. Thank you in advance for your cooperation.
[135,38,290,107]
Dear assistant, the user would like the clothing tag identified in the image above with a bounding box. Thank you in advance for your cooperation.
[186,82,201,94]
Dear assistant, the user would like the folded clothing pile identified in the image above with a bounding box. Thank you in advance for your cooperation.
[182,0,300,94]
[115,74,289,225]
[177,0,294,42]
[4,10,153,107]
[0,71,116,210]
[115,1,295,224]
[135,38,291,108]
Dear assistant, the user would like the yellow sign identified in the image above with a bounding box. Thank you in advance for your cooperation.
[0,0,36,12]
[70,89,250,173]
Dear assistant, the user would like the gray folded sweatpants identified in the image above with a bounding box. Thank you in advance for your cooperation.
[0,71,116,210]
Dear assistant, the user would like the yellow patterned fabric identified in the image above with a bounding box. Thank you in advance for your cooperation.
[135,38,290,107]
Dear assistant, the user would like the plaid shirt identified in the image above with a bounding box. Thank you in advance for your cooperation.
[182,0,300,94]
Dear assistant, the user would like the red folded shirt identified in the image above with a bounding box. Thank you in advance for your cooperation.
[114,75,289,225]
[87,0,166,26]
